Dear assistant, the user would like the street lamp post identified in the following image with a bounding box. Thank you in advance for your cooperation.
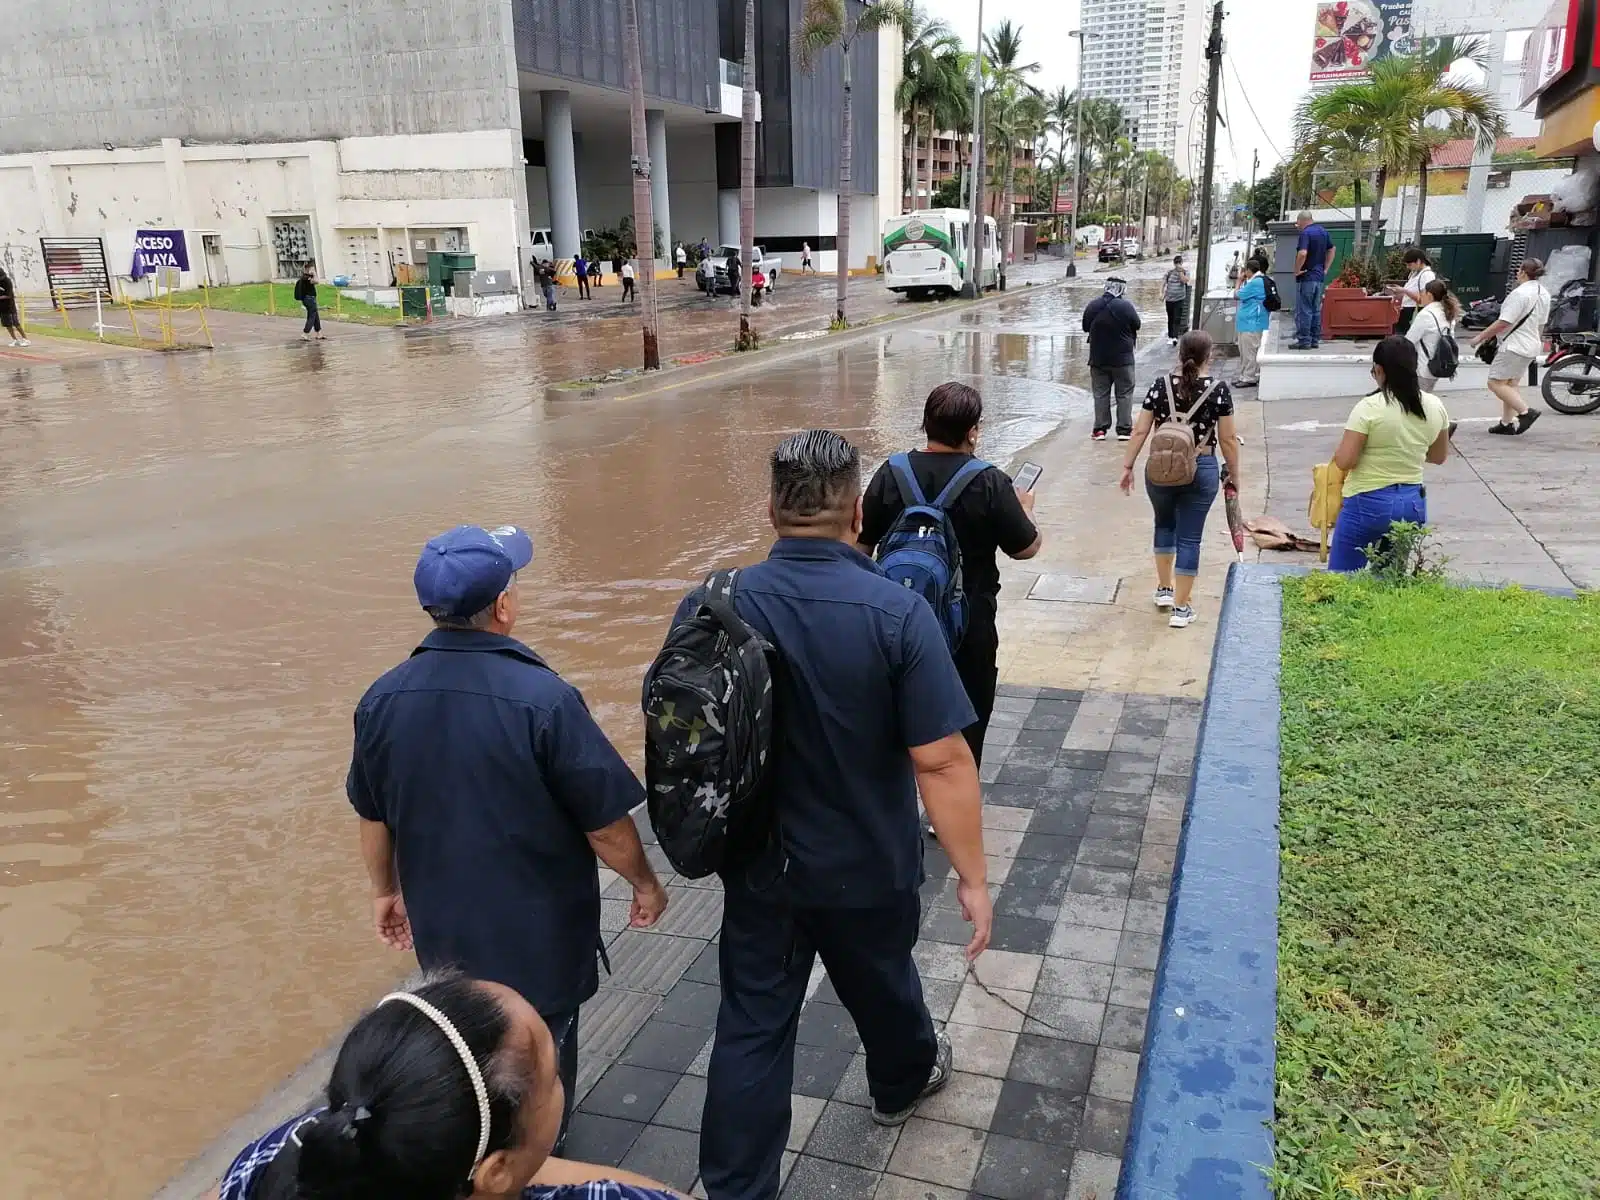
[961,0,987,298]
[1066,29,1090,278]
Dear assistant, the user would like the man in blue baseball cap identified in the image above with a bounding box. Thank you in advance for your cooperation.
[345,523,668,1150]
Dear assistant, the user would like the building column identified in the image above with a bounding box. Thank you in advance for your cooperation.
[646,109,672,263]
[541,90,582,261]
[1463,37,1506,237]
[718,189,741,248]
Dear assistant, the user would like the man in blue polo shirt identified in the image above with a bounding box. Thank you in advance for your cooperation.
[346,523,668,1147]
[1292,209,1338,350]
[689,431,992,1200]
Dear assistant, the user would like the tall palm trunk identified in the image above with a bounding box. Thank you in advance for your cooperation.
[621,0,659,368]
[1351,175,1364,263]
[835,46,853,326]
[907,102,920,210]
[1412,150,1430,245]
[1367,165,1387,259]
[999,139,1015,289]
[738,0,757,349]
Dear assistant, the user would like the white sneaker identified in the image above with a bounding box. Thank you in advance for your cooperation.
[1154,587,1175,609]
[17,338,28,347]
[7,339,16,347]
[1169,604,1196,628]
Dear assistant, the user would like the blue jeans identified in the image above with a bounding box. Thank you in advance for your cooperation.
[1329,484,1426,572]
[1294,277,1325,347]
[1146,454,1220,577]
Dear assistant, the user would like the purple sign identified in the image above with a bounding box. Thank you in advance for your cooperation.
[131,229,189,279]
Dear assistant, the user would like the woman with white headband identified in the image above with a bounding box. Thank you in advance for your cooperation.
[211,972,681,1200]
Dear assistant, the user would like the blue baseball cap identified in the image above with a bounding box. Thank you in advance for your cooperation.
[413,525,534,619]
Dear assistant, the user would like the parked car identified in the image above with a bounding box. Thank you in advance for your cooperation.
[1098,242,1124,264]
[696,244,781,295]
[1121,238,1142,259]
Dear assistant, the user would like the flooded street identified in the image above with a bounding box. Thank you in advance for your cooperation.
[0,270,1170,1197]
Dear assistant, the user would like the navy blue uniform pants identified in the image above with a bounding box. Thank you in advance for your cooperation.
[699,874,936,1199]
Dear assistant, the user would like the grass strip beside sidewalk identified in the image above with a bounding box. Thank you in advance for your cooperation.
[1275,575,1599,1198]
[175,283,402,324]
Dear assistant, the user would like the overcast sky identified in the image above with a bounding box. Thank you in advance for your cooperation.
[915,0,1343,185]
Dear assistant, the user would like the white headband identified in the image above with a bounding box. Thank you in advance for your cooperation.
[379,991,492,1173]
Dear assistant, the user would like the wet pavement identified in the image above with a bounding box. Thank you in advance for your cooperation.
[1,258,1179,1199]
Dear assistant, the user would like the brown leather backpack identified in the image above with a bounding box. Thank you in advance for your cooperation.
[1145,376,1220,487]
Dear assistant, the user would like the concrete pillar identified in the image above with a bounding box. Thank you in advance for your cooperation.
[646,109,672,263]
[718,189,740,248]
[541,90,582,260]
[1463,37,1506,237]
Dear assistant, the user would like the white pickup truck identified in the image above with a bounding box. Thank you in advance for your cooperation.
[695,244,780,296]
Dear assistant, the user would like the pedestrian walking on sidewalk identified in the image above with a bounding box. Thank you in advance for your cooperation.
[1163,255,1191,344]
[1407,279,1460,391]
[1120,331,1241,629]
[1387,248,1436,336]
[0,267,28,346]
[1470,258,1550,436]
[589,256,603,289]
[689,431,990,1199]
[620,259,636,303]
[860,382,1043,768]
[573,253,592,299]
[1226,251,1242,288]
[346,524,668,1151]
[675,242,687,278]
[535,260,558,312]
[1327,336,1451,573]
[1234,258,1270,389]
[802,241,813,273]
[213,972,684,1200]
[295,262,324,340]
[1290,210,1336,350]
[1084,277,1142,441]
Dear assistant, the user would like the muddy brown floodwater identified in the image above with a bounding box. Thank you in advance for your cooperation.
[0,276,1164,1197]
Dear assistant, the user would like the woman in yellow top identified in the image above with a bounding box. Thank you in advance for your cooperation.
[1327,335,1452,572]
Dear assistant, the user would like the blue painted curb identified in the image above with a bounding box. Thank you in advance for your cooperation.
[1118,563,1284,1200]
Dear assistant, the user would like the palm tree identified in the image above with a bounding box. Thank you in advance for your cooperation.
[1400,36,1507,243]
[1289,120,1375,260]
[982,20,1041,287]
[797,0,910,327]
[737,0,757,350]
[896,2,960,211]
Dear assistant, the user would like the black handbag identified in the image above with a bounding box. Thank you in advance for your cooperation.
[1475,308,1534,365]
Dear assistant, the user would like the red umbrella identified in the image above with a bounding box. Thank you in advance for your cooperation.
[1223,479,1247,563]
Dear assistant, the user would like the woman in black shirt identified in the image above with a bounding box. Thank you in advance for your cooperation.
[860,382,1043,765]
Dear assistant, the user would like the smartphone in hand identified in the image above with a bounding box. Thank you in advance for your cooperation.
[1012,461,1044,492]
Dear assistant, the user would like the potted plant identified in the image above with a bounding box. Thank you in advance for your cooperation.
[1323,256,1400,339]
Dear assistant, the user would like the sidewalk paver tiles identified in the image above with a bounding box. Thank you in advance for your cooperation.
[575,686,1197,1199]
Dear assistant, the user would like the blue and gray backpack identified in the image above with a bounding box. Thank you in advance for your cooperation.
[874,453,988,652]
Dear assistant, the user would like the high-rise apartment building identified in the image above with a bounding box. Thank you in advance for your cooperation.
[1080,0,1206,177]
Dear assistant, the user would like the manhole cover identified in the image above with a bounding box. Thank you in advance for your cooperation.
[1027,574,1120,604]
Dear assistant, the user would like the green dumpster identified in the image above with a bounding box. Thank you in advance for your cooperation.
[1420,233,1499,305]
[428,252,477,294]
[400,284,445,318]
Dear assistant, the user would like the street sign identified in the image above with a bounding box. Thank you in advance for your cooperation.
[131,229,189,279]
[1054,194,1074,214]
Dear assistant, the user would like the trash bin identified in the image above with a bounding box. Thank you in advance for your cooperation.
[428,252,477,294]
[1199,288,1239,349]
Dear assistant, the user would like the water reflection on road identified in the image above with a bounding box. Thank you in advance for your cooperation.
[0,271,1164,1197]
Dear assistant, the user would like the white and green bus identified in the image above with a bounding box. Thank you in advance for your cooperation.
[882,210,998,298]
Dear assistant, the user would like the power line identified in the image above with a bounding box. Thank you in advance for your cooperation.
[1224,54,1285,163]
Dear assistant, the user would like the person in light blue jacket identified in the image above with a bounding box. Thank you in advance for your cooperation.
[1234,256,1271,388]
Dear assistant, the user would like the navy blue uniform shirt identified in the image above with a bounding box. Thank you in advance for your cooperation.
[347,630,642,1015]
[676,538,976,906]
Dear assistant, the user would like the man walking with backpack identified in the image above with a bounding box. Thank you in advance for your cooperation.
[1084,277,1143,442]
[860,382,1042,767]
[655,431,991,1200]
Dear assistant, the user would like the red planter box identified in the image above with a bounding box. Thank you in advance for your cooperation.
[1322,288,1401,339]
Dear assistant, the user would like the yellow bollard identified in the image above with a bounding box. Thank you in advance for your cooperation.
[334,286,342,319]
[267,281,276,317]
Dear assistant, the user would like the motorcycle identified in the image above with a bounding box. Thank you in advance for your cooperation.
[1541,281,1600,415]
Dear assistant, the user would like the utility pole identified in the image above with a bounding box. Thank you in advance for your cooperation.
[1245,148,1258,260]
[1190,1,1224,332]
[1066,30,1090,278]
[622,0,660,368]
[961,0,986,299]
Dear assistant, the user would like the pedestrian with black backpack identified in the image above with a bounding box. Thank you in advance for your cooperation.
[1406,279,1461,391]
[646,431,991,1200]
[860,381,1042,768]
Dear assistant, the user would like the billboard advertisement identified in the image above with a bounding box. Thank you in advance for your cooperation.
[1310,1,1417,82]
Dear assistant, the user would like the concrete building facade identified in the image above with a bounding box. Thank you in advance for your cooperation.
[1079,0,1204,178]
[0,0,898,296]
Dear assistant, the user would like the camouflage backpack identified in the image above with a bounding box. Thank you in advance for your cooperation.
[642,569,776,879]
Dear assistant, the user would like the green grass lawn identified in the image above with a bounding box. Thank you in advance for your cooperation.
[173,283,403,324]
[1275,574,1599,1198]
